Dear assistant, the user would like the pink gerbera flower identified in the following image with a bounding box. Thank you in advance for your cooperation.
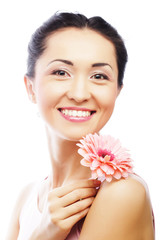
[77,133,133,182]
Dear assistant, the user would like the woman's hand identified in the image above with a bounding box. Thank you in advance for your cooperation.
[30,179,101,240]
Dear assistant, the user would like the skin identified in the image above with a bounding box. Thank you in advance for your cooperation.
[6,28,154,240]
[29,27,120,140]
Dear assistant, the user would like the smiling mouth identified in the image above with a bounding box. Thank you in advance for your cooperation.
[58,108,96,118]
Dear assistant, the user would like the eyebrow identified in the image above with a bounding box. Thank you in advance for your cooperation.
[47,59,73,66]
[47,59,112,69]
[92,62,112,69]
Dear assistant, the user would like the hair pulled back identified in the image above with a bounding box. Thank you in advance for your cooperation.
[26,12,128,87]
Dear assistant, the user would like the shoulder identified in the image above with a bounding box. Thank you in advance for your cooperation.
[79,175,154,240]
[95,174,150,224]
[99,174,148,209]
[6,182,37,240]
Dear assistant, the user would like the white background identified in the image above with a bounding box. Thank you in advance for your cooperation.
[0,0,159,239]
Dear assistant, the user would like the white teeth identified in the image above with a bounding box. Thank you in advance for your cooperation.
[72,110,77,117]
[61,109,91,117]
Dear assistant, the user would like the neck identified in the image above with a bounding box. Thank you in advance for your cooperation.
[46,127,91,188]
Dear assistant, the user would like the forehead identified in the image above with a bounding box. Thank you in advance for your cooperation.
[38,27,117,70]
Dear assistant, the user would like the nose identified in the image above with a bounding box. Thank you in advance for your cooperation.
[67,76,91,103]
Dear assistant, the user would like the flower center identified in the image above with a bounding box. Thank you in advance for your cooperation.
[97,149,115,161]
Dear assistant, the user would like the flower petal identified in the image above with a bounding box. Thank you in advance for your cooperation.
[80,159,91,167]
[77,133,133,183]
[91,170,98,179]
[100,164,114,175]
[105,175,113,182]
[113,170,122,179]
[97,168,105,177]
[91,159,100,170]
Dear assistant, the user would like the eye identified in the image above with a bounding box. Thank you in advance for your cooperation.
[91,73,109,80]
[51,70,70,77]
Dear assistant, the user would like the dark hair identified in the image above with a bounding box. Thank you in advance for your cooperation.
[26,12,128,87]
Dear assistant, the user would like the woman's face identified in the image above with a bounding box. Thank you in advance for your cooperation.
[25,27,121,141]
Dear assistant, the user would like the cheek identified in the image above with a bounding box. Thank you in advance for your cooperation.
[36,83,63,113]
[97,88,118,110]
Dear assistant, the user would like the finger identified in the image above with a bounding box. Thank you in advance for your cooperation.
[49,179,101,198]
[49,188,98,212]
[60,196,94,219]
[59,207,90,230]
[61,187,98,207]
[48,187,97,211]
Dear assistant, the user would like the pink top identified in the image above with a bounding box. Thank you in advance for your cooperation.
[17,182,83,240]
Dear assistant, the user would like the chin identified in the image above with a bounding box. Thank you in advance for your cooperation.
[58,129,100,142]
[46,122,104,142]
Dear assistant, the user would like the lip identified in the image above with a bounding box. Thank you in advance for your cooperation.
[58,107,96,122]
[60,107,94,111]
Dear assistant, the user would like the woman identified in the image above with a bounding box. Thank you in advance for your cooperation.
[6,12,155,240]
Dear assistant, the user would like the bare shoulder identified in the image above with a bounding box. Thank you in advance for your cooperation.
[99,174,150,207]
[6,182,37,240]
[79,175,154,240]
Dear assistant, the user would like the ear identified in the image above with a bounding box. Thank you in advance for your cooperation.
[24,75,37,103]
